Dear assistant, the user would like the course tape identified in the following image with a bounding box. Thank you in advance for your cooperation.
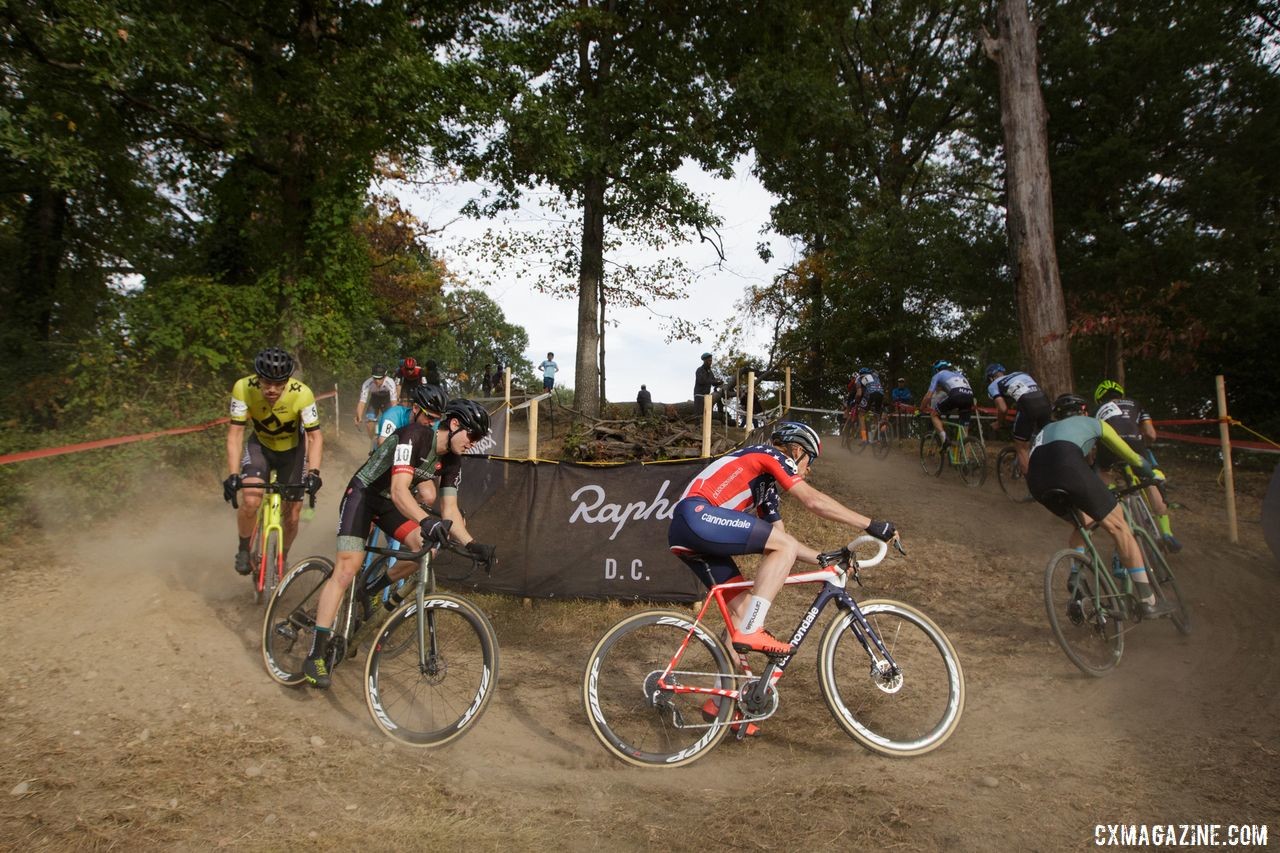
[0,390,338,466]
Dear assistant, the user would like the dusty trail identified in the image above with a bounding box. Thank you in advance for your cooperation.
[1,432,1277,851]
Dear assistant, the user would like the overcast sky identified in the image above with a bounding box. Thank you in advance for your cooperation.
[393,156,798,403]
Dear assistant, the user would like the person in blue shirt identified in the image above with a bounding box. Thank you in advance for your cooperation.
[890,377,914,407]
[923,360,975,446]
[539,352,559,391]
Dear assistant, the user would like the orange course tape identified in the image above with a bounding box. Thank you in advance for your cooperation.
[0,390,337,466]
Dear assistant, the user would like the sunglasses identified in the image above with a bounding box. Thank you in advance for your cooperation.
[465,429,485,442]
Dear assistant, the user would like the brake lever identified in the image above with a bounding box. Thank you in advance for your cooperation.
[892,538,907,557]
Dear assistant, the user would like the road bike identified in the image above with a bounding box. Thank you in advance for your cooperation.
[918,416,987,487]
[840,406,891,459]
[231,473,314,604]
[582,536,965,768]
[261,525,499,747]
[1042,480,1191,677]
[995,445,1033,503]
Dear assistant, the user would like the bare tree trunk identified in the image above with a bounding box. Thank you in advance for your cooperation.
[982,0,1074,396]
[598,278,607,405]
[575,173,605,418]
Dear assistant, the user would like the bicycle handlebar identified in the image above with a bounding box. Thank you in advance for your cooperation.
[364,525,494,576]
[230,480,316,510]
[817,534,898,571]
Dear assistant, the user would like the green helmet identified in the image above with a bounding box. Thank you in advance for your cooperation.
[1094,379,1125,404]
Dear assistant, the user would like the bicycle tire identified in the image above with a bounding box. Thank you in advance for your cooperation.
[840,418,855,452]
[817,599,965,757]
[364,593,499,748]
[1043,550,1123,676]
[996,447,1033,503]
[872,422,891,459]
[959,439,987,487]
[1137,531,1191,635]
[583,610,734,768]
[919,433,943,476]
[261,556,334,686]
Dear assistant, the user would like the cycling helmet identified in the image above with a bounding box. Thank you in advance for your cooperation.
[931,360,951,373]
[372,363,387,378]
[985,363,1005,381]
[858,366,872,375]
[1052,393,1089,420]
[409,383,447,415]
[442,398,491,437]
[1094,379,1125,404]
[253,347,295,381]
[771,421,822,460]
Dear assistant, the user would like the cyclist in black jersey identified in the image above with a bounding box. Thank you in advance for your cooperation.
[1093,380,1181,552]
[302,398,496,688]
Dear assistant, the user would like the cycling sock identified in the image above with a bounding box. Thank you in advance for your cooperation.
[365,572,393,597]
[1127,567,1155,603]
[1157,514,1173,536]
[238,536,250,552]
[310,626,332,659]
[738,596,772,634]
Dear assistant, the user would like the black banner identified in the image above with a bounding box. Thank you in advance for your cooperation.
[433,457,707,601]
[463,405,507,457]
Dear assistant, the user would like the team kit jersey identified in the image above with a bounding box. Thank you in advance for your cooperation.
[926,369,973,399]
[376,405,413,442]
[858,372,884,395]
[668,445,803,587]
[359,376,398,413]
[1026,416,1148,523]
[986,371,1039,403]
[987,371,1051,442]
[229,375,320,452]
[1094,396,1153,467]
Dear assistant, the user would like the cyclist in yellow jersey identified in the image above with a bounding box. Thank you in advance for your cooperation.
[223,347,324,576]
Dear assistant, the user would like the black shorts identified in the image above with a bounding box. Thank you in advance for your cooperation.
[336,479,418,553]
[240,434,307,500]
[858,391,885,415]
[1011,391,1051,442]
[936,389,974,424]
[1026,440,1117,524]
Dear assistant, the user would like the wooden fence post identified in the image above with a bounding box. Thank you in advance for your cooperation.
[1216,374,1239,543]
[784,366,791,413]
[528,394,539,461]
[503,368,512,457]
[745,371,756,430]
[702,393,713,457]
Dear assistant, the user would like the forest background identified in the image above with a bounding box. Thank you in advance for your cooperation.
[2,0,1276,528]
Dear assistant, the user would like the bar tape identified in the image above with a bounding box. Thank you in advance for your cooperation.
[0,389,337,466]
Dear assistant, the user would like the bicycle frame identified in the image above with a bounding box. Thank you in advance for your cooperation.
[253,473,287,596]
[654,537,894,723]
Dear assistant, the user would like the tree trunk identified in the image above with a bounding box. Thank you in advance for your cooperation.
[598,277,607,404]
[16,185,67,347]
[983,0,1074,396]
[575,173,605,418]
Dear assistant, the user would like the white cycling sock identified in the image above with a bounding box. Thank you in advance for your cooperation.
[737,596,772,634]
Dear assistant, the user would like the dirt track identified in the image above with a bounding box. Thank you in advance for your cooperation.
[2,433,1278,851]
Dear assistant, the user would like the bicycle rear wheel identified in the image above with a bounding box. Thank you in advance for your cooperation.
[1043,550,1123,676]
[996,447,1033,503]
[364,593,499,748]
[583,610,734,768]
[958,439,987,487]
[1137,532,1191,635]
[817,599,964,757]
[919,433,943,476]
[261,557,334,686]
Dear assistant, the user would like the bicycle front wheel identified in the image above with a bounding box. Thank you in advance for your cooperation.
[583,610,734,768]
[996,447,1033,502]
[919,434,943,476]
[364,593,499,748]
[817,600,965,757]
[840,418,855,452]
[1044,550,1123,676]
[872,422,891,459]
[1138,533,1191,635]
[261,556,334,686]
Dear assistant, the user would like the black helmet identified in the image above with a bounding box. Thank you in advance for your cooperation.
[443,398,490,437]
[409,383,447,415]
[770,421,822,460]
[254,347,294,381]
[372,363,387,378]
[1052,393,1089,420]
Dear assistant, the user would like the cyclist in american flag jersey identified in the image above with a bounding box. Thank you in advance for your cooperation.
[668,421,899,659]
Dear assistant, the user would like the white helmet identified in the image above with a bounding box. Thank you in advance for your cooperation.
[771,421,822,459]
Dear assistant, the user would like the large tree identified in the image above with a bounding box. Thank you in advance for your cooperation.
[452,0,741,417]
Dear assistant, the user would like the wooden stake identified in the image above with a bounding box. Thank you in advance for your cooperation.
[1216,374,1238,543]
[702,393,713,457]
[784,366,791,414]
[745,371,756,431]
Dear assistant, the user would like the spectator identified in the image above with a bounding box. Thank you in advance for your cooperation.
[891,377,914,407]
[481,364,494,396]
[637,384,653,416]
[539,352,559,391]
[694,352,725,417]
[424,359,444,388]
